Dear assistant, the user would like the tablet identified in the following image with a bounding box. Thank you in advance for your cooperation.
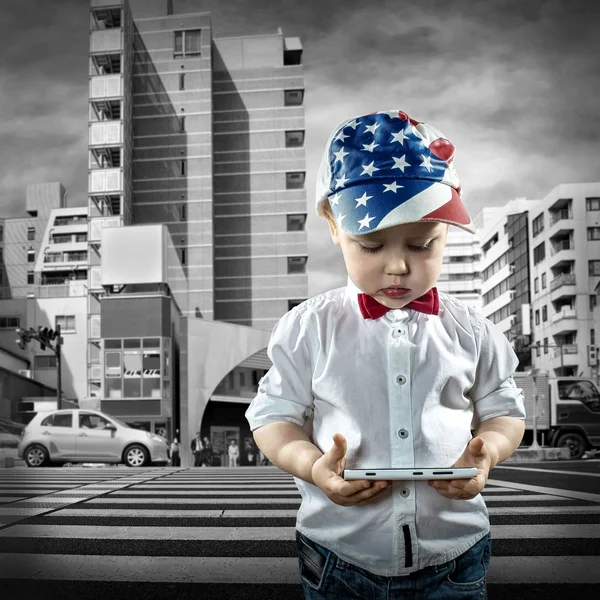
[343,467,478,481]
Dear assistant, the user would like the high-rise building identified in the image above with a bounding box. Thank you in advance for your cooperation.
[528,183,600,379]
[83,0,307,463]
[476,199,540,370]
[438,228,482,311]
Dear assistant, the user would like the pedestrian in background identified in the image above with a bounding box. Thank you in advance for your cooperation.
[191,431,203,467]
[228,439,239,467]
[169,437,180,467]
[201,436,213,467]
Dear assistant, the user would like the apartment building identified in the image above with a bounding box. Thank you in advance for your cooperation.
[528,183,600,379]
[0,183,88,405]
[84,0,306,463]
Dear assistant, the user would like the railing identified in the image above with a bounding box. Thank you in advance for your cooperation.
[551,307,577,323]
[550,239,572,255]
[44,252,88,263]
[550,273,576,291]
[550,209,572,226]
[54,217,88,227]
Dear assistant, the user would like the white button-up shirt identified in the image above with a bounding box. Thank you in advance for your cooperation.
[245,279,526,576]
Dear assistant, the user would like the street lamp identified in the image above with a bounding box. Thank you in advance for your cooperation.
[16,324,63,410]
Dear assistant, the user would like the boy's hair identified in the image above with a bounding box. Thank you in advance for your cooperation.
[315,110,475,236]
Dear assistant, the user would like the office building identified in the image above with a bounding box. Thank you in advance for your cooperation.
[528,183,600,379]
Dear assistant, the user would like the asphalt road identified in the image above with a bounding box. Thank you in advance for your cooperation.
[0,461,598,600]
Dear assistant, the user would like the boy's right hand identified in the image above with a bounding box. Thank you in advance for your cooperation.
[311,433,390,507]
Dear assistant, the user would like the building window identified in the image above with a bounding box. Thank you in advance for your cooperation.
[286,171,305,189]
[0,269,2,285]
[179,72,185,90]
[0,248,2,262]
[586,197,600,211]
[532,214,544,237]
[0,316,20,329]
[35,355,58,369]
[180,204,186,221]
[287,256,307,274]
[284,89,304,106]
[533,242,545,265]
[285,130,305,147]
[541,272,546,289]
[181,248,186,265]
[239,372,246,387]
[591,295,598,312]
[180,160,186,176]
[27,271,34,284]
[543,337,549,354]
[592,329,596,345]
[56,315,76,332]
[27,227,35,241]
[589,260,600,276]
[174,29,201,58]
[287,214,307,231]
[542,305,547,322]
[27,250,35,263]
[179,116,185,132]
[534,277,539,293]
[535,309,540,325]
[588,227,600,240]
[0,225,3,242]
[288,299,306,311]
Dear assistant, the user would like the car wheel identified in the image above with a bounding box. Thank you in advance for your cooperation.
[25,444,49,468]
[124,444,149,467]
[556,433,586,459]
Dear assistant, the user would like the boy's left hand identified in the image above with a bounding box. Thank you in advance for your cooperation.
[427,437,493,500]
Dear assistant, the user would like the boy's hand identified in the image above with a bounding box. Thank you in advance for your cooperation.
[427,437,492,500]
[311,433,390,507]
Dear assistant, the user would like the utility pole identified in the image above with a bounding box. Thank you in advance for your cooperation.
[16,324,64,410]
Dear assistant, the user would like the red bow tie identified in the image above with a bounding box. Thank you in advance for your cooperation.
[358,288,439,319]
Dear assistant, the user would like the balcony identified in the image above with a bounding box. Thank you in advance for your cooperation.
[90,29,122,53]
[552,307,577,323]
[550,239,576,268]
[550,209,572,226]
[90,74,122,100]
[550,273,576,302]
[34,282,88,298]
[550,273,575,291]
[89,121,122,146]
[551,344,579,368]
[89,168,122,194]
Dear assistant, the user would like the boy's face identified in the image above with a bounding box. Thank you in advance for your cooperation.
[328,218,449,309]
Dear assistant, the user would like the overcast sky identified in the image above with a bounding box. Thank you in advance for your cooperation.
[1,0,599,297]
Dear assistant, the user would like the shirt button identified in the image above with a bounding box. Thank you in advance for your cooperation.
[400,488,410,498]
[391,327,404,338]
[397,428,409,439]
[396,375,407,386]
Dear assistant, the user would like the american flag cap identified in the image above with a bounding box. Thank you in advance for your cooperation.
[315,110,475,235]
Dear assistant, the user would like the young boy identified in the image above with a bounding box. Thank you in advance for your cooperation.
[245,110,526,599]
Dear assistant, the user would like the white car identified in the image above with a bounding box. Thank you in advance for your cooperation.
[17,409,169,468]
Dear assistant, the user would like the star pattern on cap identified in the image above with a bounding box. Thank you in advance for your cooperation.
[334,147,349,164]
[330,192,341,205]
[361,161,380,177]
[355,192,372,208]
[364,122,380,135]
[383,181,403,193]
[335,173,349,188]
[362,141,379,152]
[358,213,376,230]
[420,154,433,172]
[391,129,409,144]
[335,130,349,142]
[392,155,410,172]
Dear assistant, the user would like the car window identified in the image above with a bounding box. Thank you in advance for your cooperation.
[51,413,73,428]
[79,413,112,429]
[558,380,600,413]
[40,415,54,427]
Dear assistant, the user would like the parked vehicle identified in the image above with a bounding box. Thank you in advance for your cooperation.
[17,409,169,468]
[514,373,600,459]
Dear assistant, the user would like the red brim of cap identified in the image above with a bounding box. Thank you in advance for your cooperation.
[419,187,476,234]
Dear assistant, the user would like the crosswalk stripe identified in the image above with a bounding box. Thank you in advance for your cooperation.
[2,523,599,541]
[0,553,599,584]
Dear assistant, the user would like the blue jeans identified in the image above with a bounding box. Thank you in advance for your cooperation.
[296,530,491,600]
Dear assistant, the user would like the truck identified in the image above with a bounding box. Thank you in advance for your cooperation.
[513,373,600,459]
